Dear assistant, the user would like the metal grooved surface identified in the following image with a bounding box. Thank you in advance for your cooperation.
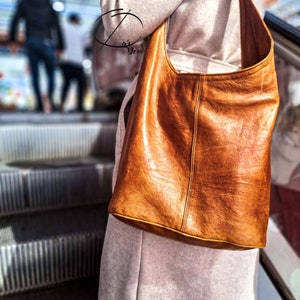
[0,232,102,296]
[0,173,25,214]
[27,165,113,211]
[0,164,113,216]
[0,123,117,161]
[0,112,118,125]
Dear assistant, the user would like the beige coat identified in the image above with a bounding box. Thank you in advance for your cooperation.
[98,1,262,299]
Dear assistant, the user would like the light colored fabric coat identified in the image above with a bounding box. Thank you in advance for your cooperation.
[98,1,262,299]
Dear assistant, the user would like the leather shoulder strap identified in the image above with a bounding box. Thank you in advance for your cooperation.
[239,0,273,68]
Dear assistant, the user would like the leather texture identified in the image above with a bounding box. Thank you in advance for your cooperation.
[108,0,280,250]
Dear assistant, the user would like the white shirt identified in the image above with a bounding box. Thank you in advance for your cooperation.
[62,23,89,66]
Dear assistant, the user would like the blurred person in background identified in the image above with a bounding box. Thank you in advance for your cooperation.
[8,0,64,112]
[59,12,90,112]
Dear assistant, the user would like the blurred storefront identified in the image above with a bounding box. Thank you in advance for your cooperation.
[266,0,300,249]
[0,0,143,112]
[0,0,101,111]
[263,1,300,299]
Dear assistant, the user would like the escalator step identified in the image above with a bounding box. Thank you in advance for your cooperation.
[0,204,108,296]
[0,112,118,125]
[0,123,117,161]
[0,158,114,216]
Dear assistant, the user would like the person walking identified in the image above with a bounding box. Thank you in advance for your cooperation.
[60,13,89,112]
[8,0,64,112]
[98,0,278,299]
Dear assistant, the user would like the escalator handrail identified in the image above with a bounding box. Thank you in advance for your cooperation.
[264,11,300,47]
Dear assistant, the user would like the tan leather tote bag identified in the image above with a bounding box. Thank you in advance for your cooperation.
[108,0,280,250]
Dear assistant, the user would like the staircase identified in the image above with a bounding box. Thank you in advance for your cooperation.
[0,112,118,299]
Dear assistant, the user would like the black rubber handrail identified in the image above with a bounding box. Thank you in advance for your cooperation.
[264,11,300,47]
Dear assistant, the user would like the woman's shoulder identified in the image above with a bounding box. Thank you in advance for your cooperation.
[100,0,183,46]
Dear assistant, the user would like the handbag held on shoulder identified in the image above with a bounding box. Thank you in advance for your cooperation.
[108,0,280,250]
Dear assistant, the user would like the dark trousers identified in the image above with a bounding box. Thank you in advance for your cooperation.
[60,63,86,111]
[26,38,56,111]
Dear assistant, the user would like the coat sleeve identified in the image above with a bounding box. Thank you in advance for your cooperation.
[52,10,65,51]
[9,2,25,42]
[100,0,183,46]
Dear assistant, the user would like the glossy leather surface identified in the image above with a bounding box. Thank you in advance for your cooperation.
[109,0,280,249]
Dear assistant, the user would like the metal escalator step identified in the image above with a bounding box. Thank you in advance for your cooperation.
[0,158,114,216]
[0,172,24,214]
[0,123,117,161]
[0,204,107,296]
[0,112,118,125]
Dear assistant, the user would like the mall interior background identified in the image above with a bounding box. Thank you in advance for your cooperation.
[0,0,299,299]
[0,0,101,111]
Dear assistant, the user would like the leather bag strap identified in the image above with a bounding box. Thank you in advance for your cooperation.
[163,0,273,72]
[239,0,273,68]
